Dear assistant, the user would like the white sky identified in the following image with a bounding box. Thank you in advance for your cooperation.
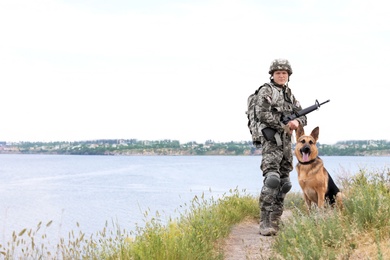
[0,0,389,144]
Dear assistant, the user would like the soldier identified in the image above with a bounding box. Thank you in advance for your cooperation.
[257,59,307,236]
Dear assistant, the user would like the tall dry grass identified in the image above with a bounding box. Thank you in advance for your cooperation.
[273,167,390,259]
[1,188,258,259]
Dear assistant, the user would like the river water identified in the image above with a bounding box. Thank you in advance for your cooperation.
[0,154,388,245]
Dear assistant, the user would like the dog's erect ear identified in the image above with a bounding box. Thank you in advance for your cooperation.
[296,124,305,142]
[310,127,319,142]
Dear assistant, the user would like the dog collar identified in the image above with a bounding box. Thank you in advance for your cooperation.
[298,157,318,165]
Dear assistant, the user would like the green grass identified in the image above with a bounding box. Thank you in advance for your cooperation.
[0,188,258,259]
[273,167,390,259]
[109,188,259,259]
[2,168,390,259]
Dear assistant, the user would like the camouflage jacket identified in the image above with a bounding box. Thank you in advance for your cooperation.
[256,82,307,134]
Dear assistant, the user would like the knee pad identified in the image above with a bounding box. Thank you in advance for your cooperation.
[264,172,280,189]
[260,172,280,208]
[276,177,292,201]
[280,177,292,193]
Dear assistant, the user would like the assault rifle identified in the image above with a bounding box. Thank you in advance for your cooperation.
[262,99,330,142]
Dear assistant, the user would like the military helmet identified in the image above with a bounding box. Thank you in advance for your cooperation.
[268,59,293,75]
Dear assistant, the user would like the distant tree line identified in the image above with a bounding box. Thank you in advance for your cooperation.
[1,139,389,156]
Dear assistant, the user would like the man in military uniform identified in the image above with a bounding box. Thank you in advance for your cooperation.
[257,59,307,236]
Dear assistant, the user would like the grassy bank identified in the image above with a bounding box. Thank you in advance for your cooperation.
[1,188,258,259]
[2,168,390,259]
[274,168,390,259]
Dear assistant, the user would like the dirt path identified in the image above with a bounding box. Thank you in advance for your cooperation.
[222,210,292,260]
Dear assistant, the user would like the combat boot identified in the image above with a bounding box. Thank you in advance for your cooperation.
[270,176,291,231]
[259,210,277,236]
[270,205,283,231]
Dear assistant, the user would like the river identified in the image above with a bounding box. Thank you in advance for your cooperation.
[0,154,388,245]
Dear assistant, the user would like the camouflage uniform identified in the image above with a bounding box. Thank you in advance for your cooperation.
[257,59,307,236]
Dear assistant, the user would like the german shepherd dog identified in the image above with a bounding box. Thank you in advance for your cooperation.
[295,125,343,210]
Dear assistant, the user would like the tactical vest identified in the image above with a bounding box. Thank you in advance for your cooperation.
[246,83,296,146]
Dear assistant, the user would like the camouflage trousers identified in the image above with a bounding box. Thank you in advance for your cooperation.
[260,133,293,178]
[259,133,293,225]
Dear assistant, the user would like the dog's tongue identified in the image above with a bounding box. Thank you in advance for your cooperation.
[302,153,309,162]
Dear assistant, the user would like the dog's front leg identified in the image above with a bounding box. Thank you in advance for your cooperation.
[317,191,326,208]
[303,194,312,212]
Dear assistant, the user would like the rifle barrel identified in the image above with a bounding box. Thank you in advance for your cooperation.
[283,99,330,124]
[318,99,330,106]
